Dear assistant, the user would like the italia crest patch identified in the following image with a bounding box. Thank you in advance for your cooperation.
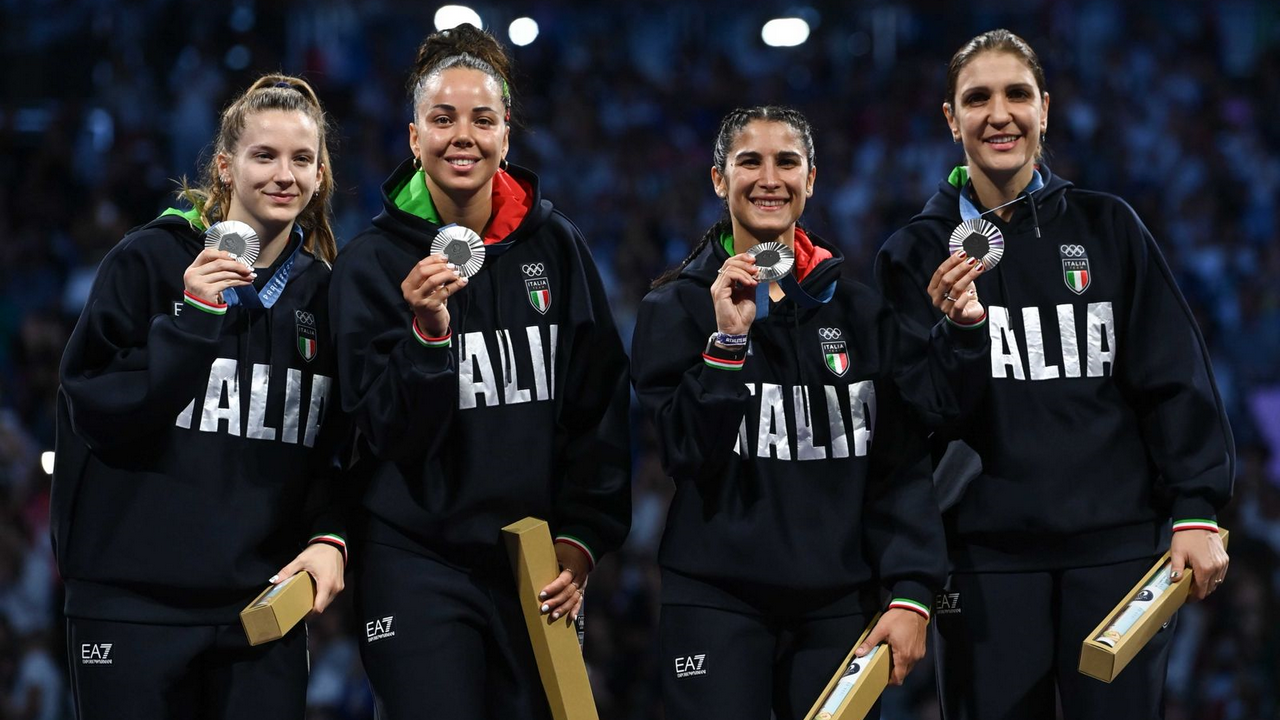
[1060,244,1091,294]
[296,310,318,362]
[523,262,551,315]
[819,327,849,377]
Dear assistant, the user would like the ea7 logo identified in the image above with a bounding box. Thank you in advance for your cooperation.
[674,654,707,678]
[365,616,396,643]
[935,592,962,616]
[81,643,114,665]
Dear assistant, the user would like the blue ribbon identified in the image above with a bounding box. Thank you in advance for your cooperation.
[224,226,304,310]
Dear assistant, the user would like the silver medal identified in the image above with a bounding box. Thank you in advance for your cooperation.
[948,218,1005,270]
[204,220,260,267]
[747,241,796,282]
[430,225,486,278]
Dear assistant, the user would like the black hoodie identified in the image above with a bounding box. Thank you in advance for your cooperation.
[631,226,975,618]
[876,166,1234,572]
[330,160,630,570]
[53,210,348,624]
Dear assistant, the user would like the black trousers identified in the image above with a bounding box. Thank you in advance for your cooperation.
[934,555,1175,720]
[354,540,551,720]
[66,615,308,720]
[660,603,880,720]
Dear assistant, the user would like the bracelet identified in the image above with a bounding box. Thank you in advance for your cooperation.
[714,331,749,347]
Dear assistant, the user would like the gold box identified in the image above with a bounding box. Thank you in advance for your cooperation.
[803,612,890,720]
[1079,529,1229,682]
[502,517,599,720]
[240,572,315,646]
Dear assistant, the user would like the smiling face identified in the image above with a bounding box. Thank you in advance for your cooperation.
[219,109,322,236]
[712,120,816,244]
[409,66,510,201]
[945,50,1049,187]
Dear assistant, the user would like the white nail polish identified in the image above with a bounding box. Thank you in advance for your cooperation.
[552,612,560,620]
[541,604,550,613]
[269,575,279,583]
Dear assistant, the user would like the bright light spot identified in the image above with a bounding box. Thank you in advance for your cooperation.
[434,5,482,31]
[508,17,539,46]
[761,18,810,47]
[42,451,55,475]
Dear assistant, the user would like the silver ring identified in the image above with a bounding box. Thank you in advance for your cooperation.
[944,294,958,302]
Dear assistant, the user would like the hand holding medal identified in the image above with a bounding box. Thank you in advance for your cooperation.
[929,221,995,325]
[400,224,482,337]
[184,221,259,304]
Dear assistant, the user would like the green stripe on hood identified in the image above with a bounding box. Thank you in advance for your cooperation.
[948,165,970,188]
[159,206,206,231]
[389,169,442,225]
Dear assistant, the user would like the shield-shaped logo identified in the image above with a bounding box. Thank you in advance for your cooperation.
[1060,244,1091,294]
[296,310,318,362]
[818,327,849,377]
[523,262,551,315]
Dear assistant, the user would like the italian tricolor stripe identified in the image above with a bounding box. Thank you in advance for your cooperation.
[825,353,848,374]
[889,598,931,620]
[1173,518,1219,533]
[183,291,227,315]
[946,310,988,329]
[309,533,348,563]
[412,319,452,348]
[1067,270,1089,292]
[554,535,596,571]
[703,353,745,371]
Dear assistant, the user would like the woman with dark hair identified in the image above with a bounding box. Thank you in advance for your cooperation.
[329,23,630,718]
[632,106,985,720]
[876,28,1233,720]
[53,74,347,720]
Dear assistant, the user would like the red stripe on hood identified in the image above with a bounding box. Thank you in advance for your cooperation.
[793,227,831,281]
[483,170,534,244]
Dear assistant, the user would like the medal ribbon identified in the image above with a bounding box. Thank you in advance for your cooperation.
[958,168,1044,221]
[225,226,304,310]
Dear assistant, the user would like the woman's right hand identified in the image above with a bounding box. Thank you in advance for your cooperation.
[401,254,467,337]
[710,253,759,335]
[183,249,255,304]
[929,251,985,324]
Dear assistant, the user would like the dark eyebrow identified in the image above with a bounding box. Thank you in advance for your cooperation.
[775,150,803,160]
[429,104,500,114]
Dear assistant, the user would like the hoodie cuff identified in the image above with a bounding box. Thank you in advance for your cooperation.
[1171,496,1219,531]
[940,312,989,343]
[412,318,452,348]
[176,291,229,338]
[554,534,597,572]
[308,534,348,565]
[887,580,935,621]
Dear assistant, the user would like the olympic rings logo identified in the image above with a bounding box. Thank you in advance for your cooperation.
[1060,244,1086,257]
[522,263,545,276]
[295,311,315,325]
[818,328,842,340]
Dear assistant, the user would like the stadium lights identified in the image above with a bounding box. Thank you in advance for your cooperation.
[509,17,539,46]
[434,5,483,31]
[762,18,810,47]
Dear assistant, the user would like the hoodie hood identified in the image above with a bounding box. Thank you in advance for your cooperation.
[373,158,549,258]
[680,222,845,300]
[913,164,1074,239]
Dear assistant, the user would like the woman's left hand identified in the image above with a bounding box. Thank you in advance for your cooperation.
[538,542,590,621]
[1170,529,1229,601]
[929,251,985,324]
[271,543,346,614]
[854,608,929,686]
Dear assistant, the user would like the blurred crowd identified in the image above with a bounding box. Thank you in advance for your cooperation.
[2,1,1278,718]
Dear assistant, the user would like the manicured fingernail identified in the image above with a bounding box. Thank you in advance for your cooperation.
[976,264,985,272]
[966,258,976,266]
[540,603,550,613]
[447,263,457,270]
[250,272,258,278]
[269,575,279,584]
[539,592,548,600]
[957,251,966,258]
[552,612,560,620]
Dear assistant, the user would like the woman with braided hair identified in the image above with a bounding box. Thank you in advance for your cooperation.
[631,105,986,719]
[330,24,630,718]
[53,74,347,719]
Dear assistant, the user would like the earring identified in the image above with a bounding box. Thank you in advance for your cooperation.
[500,157,509,172]
[412,156,422,171]
[1040,131,1047,144]
[952,136,960,144]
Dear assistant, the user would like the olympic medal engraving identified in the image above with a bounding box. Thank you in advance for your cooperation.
[948,218,1005,270]
[430,225,486,278]
[204,220,260,267]
[747,241,796,282]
